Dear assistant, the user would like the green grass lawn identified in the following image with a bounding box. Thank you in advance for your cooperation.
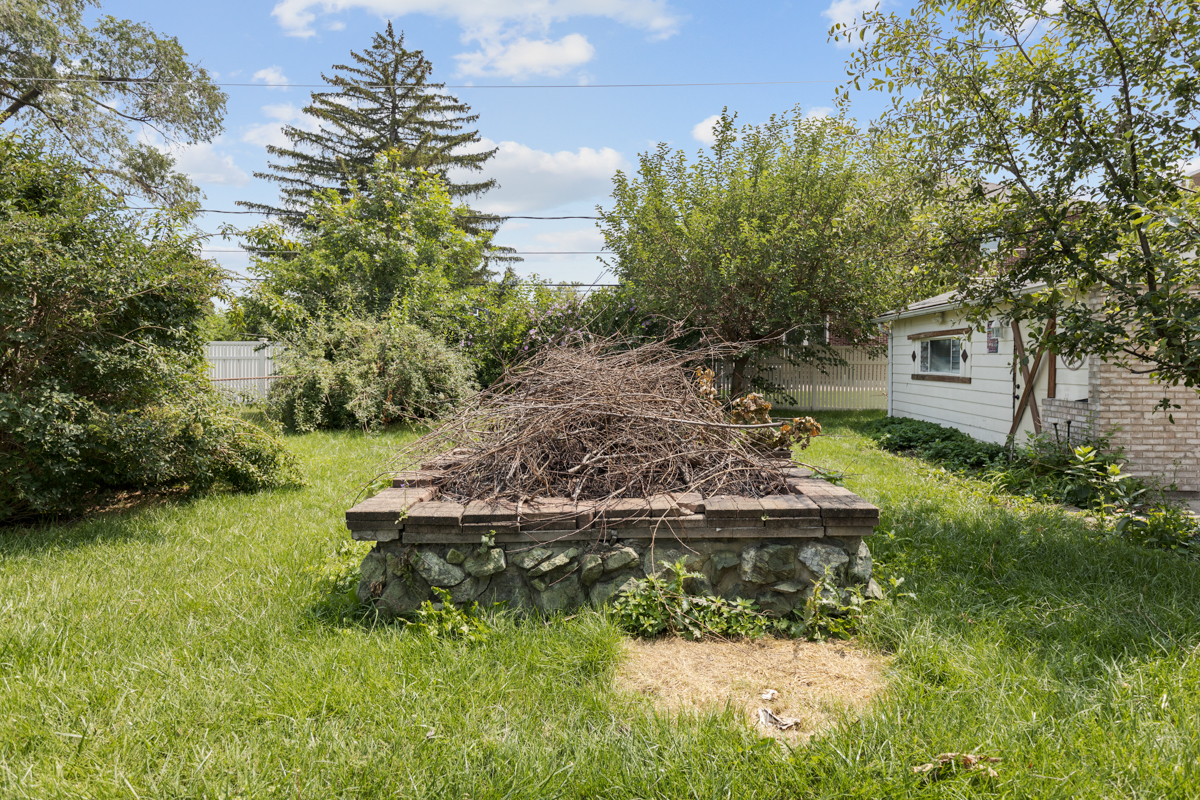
[3,412,1200,798]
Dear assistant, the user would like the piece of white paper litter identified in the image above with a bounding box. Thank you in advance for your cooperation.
[756,707,802,731]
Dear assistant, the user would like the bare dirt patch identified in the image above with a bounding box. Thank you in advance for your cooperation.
[617,636,886,740]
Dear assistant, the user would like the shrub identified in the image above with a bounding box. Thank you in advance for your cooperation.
[863,417,1149,509]
[994,432,1146,509]
[1113,503,1200,555]
[266,315,475,432]
[393,267,592,387]
[0,136,302,522]
[863,416,1005,470]
[864,416,1200,557]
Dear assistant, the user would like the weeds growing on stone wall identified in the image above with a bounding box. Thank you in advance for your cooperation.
[611,559,871,642]
[612,559,800,640]
[406,588,492,641]
[803,572,868,642]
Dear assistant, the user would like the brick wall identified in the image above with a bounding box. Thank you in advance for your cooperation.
[1088,354,1200,494]
[1041,398,1096,444]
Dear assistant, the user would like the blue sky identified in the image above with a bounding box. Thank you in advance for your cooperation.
[98,0,890,287]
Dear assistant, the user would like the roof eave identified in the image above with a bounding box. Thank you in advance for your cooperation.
[872,282,1050,325]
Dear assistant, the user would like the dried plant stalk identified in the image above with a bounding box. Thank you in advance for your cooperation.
[387,334,790,505]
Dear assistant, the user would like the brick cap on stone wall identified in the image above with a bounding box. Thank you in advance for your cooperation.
[346,458,879,543]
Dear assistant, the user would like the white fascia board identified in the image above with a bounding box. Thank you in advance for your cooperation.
[872,282,1049,324]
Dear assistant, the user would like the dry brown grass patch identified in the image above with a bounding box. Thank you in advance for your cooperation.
[617,636,886,740]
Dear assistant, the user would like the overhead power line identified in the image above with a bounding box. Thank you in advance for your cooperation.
[201,249,607,254]
[222,275,619,286]
[122,207,602,219]
[12,77,837,89]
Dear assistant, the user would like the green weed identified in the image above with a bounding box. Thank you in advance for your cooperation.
[611,558,801,639]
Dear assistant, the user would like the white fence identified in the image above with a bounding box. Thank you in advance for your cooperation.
[205,341,281,402]
[718,346,887,411]
[204,340,884,410]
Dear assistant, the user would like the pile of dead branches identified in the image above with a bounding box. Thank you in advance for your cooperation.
[389,335,789,503]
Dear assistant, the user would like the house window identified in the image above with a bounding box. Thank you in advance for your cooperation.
[919,338,961,374]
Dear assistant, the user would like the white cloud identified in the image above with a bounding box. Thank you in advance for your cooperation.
[458,138,628,213]
[271,0,683,39]
[326,20,346,30]
[253,66,291,89]
[270,0,681,79]
[168,141,250,187]
[805,106,834,119]
[242,103,316,148]
[456,33,595,78]
[691,114,721,145]
[822,0,878,49]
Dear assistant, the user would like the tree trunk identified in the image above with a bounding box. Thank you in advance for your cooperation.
[731,353,750,397]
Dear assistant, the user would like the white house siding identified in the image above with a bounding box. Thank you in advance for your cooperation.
[887,309,1088,446]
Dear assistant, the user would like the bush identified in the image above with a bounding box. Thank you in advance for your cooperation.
[864,416,1005,470]
[265,315,475,432]
[1113,503,1200,555]
[865,417,1152,509]
[0,136,302,522]
[995,435,1145,509]
[393,268,593,387]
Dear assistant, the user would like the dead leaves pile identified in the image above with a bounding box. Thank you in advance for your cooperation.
[913,752,1001,781]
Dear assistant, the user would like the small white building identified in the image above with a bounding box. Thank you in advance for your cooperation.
[874,289,1200,496]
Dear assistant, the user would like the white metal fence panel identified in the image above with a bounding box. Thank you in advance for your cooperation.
[204,340,883,409]
[205,341,281,402]
[717,346,887,411]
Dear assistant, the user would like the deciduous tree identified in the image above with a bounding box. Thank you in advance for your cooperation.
[0,0,226,205]
[838,0,1200,394]
[599,107,927,394]
[238,151,493,333]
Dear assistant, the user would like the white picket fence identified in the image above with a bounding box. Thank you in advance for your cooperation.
[205,341,282,402]
[717,346,887,411]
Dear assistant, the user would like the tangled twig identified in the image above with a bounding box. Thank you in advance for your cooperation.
[387,334,791,505]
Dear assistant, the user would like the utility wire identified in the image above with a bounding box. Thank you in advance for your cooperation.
[123,207,602,219]
[221,274,619,286]
[11,77,837,89]
[201,249,607,254]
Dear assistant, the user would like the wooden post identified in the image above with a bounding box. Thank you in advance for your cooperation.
[1009,321,1045,436]
[1046,316,1057,399]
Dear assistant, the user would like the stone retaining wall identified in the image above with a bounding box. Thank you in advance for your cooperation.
[357,536,878,618]
[346,459,881,618]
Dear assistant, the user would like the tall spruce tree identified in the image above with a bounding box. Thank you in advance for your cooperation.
[240,23,496,218]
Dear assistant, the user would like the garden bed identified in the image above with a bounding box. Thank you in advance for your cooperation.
[345,455,881,616]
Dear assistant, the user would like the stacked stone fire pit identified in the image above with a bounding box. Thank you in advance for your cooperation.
[347,456,880,617]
